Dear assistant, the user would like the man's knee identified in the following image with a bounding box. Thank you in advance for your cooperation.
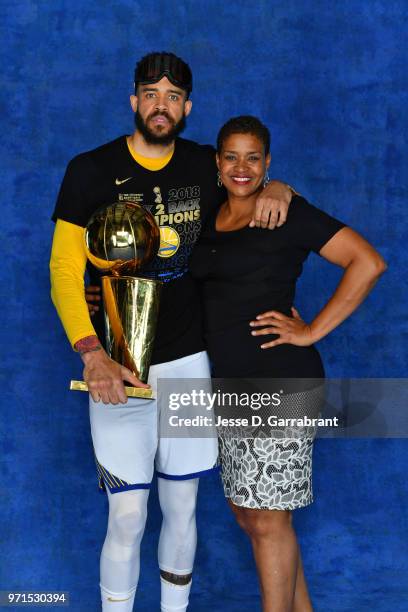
[160,481,197,520]
[109,504,148,547]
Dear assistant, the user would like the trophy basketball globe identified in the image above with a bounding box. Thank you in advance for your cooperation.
[70,201,161,399]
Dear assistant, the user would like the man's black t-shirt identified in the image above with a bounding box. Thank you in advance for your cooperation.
[190,196,346,378]
[52,135,225,364]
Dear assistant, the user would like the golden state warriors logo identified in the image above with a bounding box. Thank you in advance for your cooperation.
[158,226,180,258]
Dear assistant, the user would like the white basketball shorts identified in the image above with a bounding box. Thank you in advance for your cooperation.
[89,351,219,493]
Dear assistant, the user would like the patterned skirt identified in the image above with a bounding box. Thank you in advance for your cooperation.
[218,385,325,510]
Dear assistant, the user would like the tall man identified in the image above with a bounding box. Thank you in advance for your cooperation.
[50,52,294,611]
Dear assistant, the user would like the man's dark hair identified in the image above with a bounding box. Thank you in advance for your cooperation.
[134,52,193,97]
[217,116,271,155]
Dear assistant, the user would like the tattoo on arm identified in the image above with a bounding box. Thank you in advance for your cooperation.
[74,335,102,355]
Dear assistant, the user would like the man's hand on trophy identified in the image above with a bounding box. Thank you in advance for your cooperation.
[82,348,150,405]
[85,285,101,316]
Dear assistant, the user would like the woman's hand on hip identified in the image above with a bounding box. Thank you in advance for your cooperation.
[250,307,314,348]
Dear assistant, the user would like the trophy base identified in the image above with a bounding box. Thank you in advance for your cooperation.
[70,380,154,399]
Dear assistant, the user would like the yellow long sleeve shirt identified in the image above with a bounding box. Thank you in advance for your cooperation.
[50,141,173,348]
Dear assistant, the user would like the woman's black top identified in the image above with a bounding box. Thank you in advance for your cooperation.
[189,196,346,378]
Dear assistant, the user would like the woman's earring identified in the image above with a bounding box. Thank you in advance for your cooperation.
[263,172,270,188]
[217,171,223,187]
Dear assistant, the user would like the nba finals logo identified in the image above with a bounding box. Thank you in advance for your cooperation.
[153,186,162,204]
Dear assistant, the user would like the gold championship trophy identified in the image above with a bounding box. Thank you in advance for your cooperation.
[70,202,161,399]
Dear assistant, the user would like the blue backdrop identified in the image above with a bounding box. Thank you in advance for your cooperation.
[1,1,407,610]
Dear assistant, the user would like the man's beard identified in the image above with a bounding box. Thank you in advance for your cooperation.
[134,110,187,145]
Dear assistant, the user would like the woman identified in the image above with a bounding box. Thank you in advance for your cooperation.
[189,116,386,612]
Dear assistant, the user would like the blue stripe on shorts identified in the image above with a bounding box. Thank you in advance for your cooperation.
[156,463,220,481]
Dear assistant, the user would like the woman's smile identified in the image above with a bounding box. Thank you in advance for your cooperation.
[230,175,253,184]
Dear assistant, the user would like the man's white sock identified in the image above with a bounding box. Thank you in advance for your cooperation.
[160,577,192,612]
[101,585,136,611]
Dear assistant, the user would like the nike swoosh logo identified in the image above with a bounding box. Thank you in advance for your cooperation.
[107,596,131,602]
[115,177,132,185]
